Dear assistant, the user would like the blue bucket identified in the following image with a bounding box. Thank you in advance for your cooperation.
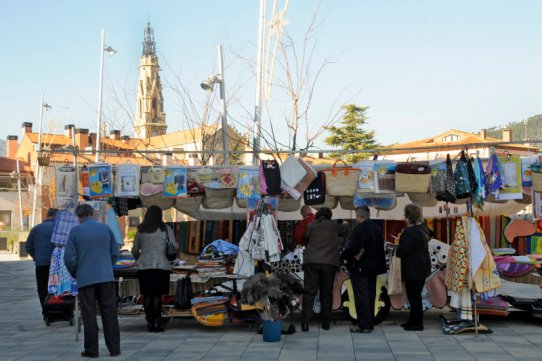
[262,320,282,342]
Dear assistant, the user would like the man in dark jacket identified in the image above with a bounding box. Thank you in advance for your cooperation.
[341,206,386,333]
[25,208,58,319]
[65,204,121,358]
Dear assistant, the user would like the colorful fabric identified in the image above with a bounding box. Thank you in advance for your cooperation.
[470,218,501,293]
[485,150,503,198]
[449,286,473,321]
[163,167,188,198]
[51,210,79,246]
[237,166,260,200]
[529,236,542,254]
[471,156,486,210]
[48,246,78,296]
[446,218,469,292]
[89,164,113,198]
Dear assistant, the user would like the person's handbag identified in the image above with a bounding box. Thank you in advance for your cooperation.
[165,231,177,261]
[387,252,403,296]
[174,275,193,310]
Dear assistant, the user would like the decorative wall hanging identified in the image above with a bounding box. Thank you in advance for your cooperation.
[55,165,76,208]
[163,167,188,198]
[114,163,140,197]
[88,164,113,198]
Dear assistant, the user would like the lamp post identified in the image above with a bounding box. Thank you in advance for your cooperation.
[252,0,266,165]
[201,44,228,165]
[30,93,51,228]
[95,29,116,163]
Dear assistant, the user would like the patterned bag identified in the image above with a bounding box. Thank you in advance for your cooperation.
[435,154,456,203]
[387,253,402,296]
[303,171,326,206]
[454,150,473,200]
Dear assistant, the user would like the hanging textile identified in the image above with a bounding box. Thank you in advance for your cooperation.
[237,166,260,200]
[114,163,140,197]
[51,210,79,246]
[496,155,523,200]
[471,156,486,210]
[48,246,78,296]
[485,149,503,199]
[106,207,124,246]
[453,150,473,200]
[445,217,469,292]
[163,166,188,198]
[55,165,76,208]
[89,164,113,198]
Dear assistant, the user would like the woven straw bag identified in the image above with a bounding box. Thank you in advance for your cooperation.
[140,193,175,210]
[407,192,438,207]
[311,194,338,209]
[202,188,236,209]
[338,196,355,210]
[174,196,203,214]
[395,161,431,193]
[278,196,301,212]
[321,160,360,196]
[235,197,248,208]
[532,172,542,192]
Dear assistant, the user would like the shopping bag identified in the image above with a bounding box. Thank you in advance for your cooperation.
[174,276,193,310]
[395,161,431,193]
[321,160,360,196]
[303,171,326,205]
[387,254,403,296]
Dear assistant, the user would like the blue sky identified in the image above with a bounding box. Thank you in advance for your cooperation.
[1,0,541,149]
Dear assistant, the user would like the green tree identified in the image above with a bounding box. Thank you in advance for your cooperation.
[324,104,378,163]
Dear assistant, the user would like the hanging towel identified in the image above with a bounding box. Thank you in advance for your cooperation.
[106,207,124,246]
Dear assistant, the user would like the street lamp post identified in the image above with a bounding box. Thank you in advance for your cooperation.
[253,0,266,166]
[95,29,116,163]
[30,93,51,228]
[201,45,228,165]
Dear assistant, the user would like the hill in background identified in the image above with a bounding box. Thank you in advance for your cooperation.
[486,114,542,142]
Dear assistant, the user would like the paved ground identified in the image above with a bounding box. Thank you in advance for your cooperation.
[1,251,541,361]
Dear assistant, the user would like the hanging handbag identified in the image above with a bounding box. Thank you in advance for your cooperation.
[321,160,360,196]
[435,154,456,203]
[261,160,282,195]
[454,150,473,200]
[303,171,326,205]
[165,230,177,261]
[395,160,431,193]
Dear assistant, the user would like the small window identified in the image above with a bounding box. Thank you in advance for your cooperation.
[442,134,460,142]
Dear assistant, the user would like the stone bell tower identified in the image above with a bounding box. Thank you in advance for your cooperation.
[134,21,167,139]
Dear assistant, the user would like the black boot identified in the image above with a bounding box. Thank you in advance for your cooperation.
[147,318,155,332]
[154,318,164,333]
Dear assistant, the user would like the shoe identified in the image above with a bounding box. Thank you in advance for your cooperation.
[400,322,410,328]
[81,351,98,358]
[147,320,155,332]
[321,323,330,331]
[404,324,424,331]
[350,325,372,333]
[301,323,309,332]
[110,351,121,357]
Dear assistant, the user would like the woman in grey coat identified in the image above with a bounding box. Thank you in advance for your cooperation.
[131,206,177,332]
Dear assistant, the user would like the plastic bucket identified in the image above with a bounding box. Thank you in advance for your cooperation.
[262,320,282,342]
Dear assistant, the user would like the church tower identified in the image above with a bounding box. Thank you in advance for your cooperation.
[134,22,167,138]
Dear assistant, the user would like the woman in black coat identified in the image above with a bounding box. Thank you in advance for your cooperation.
[395,203,431,331]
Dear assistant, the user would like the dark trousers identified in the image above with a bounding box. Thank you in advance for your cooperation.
[79,282,120,355]
[350,274,376,329]
[302,264,336,325]
[404,278,426,327]
[35,265,50,315]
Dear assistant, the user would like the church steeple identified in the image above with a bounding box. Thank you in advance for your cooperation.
[134,21,167,139]
[142,21,156,56]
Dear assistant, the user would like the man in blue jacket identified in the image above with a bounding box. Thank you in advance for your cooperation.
[25,208,58,319]
[64,204,121,358]
[341,206,386,333]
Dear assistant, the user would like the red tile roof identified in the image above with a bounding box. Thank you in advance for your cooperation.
[0,157,32,173]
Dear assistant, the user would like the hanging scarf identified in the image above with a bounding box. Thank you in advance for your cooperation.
[485,149,503,198]
[446,217,469,292]
[471,156,487,210]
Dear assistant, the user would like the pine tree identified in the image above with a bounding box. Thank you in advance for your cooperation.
[324,104,378,163]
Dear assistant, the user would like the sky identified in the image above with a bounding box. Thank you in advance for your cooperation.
[1,0,542,150]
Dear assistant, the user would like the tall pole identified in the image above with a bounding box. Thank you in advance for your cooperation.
[217,45,229,165]
[252,0,266,165]
[16,160,24,230]
[96,29,106,163]
[31,92,45,228]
